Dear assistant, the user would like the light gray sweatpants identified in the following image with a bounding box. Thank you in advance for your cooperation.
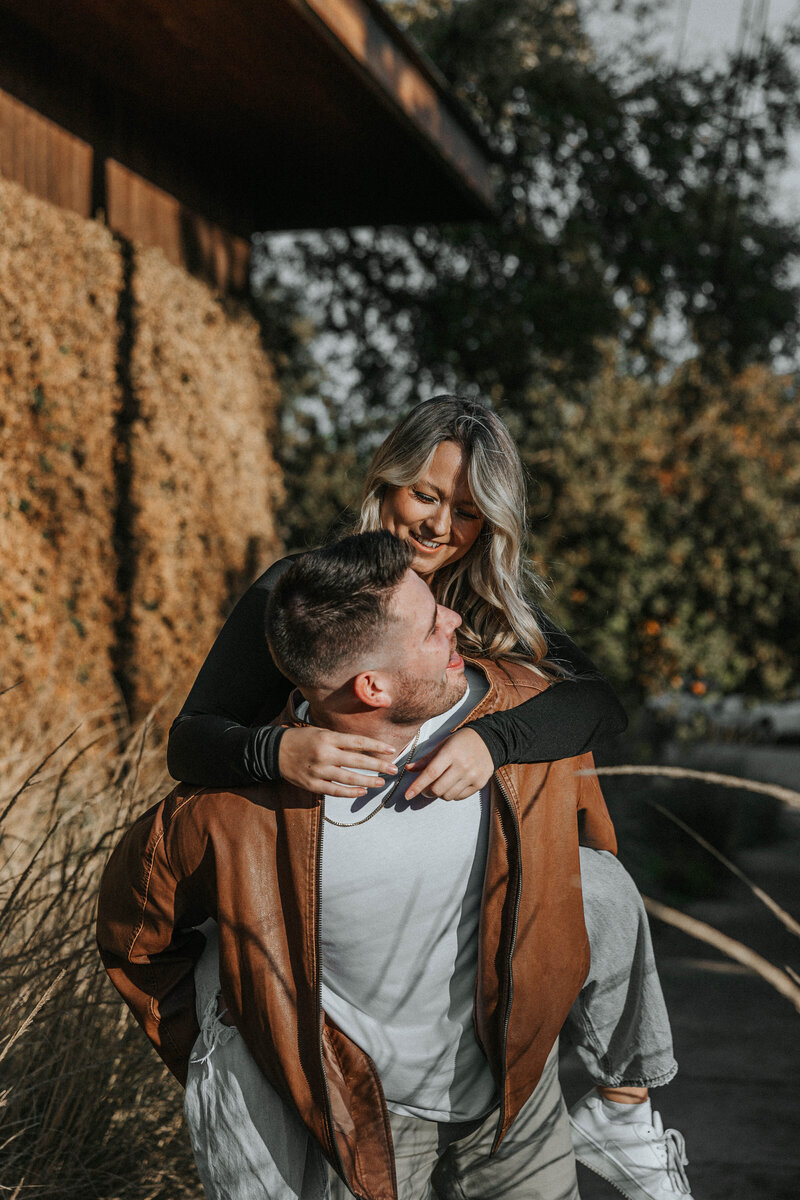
[327,1042,578,1200]
[186,920,328,1200]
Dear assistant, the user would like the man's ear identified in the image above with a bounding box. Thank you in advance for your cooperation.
[353,669,392,710]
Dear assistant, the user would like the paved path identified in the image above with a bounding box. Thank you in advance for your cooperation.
[560,800,800,1199]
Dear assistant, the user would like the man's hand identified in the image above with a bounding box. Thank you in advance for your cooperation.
[278,726,398,796]
[405,728,494,801]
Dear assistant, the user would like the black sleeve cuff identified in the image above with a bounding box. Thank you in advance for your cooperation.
[244,725,287,782]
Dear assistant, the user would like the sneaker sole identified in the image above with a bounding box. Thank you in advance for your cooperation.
[568,1117,662,1200]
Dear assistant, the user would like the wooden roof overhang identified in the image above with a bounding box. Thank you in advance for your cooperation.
[0,0,494,242]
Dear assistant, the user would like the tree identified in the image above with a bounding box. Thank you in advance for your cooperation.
[523,353,800,698]
[256,0,800,429]
[252,0,800,698]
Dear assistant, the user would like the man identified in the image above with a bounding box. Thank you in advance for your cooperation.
[97,531,617,1200]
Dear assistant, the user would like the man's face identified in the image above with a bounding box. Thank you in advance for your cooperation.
[380,569,467,725]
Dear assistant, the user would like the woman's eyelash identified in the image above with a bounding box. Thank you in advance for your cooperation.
[413,490,479,520]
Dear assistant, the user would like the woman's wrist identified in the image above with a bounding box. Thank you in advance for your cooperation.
[461,719,506,769]
[244,724,287,783]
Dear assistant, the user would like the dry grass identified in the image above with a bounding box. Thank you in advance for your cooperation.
[0,704,201,1199]
[0,173,283,741]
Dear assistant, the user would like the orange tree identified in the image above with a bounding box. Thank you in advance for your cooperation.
[522,353,800,698]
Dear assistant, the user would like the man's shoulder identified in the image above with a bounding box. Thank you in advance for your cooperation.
[467,656,551,710]
[155,782,282,846]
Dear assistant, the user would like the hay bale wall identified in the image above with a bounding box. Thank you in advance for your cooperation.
[0,177,122,722]
[128,248,282,715]
[0,175,283,738]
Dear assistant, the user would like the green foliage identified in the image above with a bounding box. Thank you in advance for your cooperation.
[523,354,800,698]
[256,0,800,416]
[395,0,800,372]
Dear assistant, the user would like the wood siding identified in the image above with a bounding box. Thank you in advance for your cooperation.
[107,162,250,294]
[0,87,92,219]
[0,0,493,250]
[0,83,250,294]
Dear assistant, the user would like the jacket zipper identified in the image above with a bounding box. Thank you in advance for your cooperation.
[492,771,522,1154]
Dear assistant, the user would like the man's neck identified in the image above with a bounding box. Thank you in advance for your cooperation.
[304,703,421,755]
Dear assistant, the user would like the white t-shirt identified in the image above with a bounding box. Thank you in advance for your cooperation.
[297,668,497,1122]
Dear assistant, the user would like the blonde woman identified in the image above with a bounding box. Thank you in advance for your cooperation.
[168,396,693,1200]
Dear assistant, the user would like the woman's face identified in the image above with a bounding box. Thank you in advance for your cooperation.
[380,440,485,580]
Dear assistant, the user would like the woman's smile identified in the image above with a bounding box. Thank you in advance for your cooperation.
[408,532,445,552]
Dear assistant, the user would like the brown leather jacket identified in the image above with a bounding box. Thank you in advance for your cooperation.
[97,658,616,1200]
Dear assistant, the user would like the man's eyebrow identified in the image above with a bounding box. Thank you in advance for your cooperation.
[425,597,438,640]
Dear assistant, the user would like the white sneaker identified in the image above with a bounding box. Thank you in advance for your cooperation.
[568,1091,694,1200]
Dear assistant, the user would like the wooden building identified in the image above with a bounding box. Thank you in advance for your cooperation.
[0,0,493,731]
[0,0,493,291]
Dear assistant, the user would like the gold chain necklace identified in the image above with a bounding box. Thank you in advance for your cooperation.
[323,726,422,828]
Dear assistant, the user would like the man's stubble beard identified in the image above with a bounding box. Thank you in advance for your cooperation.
[388,666,468,727]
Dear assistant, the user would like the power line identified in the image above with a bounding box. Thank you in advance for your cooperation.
[673,0,692,63]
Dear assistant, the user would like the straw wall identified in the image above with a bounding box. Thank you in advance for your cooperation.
[127,248,282,715]
[0,177,122,724]
[0,175,283,739]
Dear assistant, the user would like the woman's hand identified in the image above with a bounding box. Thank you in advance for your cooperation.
[278,726,399,796]
[405,728,494,802]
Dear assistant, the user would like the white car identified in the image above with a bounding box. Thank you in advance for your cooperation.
[747,696,800,742]
[646,688,800,742]
[646,689,746,727]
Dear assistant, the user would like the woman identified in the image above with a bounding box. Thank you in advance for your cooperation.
[168,403,625,800]
[168,396,690,1200]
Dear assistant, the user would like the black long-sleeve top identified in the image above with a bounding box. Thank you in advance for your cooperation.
[167,555,627,786]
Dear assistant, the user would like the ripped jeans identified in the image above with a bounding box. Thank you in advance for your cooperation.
[563,848,677,1089]
[184,848,676,1199]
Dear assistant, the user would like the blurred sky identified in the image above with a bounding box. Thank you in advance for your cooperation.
[582,0,798,64]
[582,0,800,218]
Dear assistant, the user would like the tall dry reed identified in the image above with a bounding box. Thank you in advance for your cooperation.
[0,700,200,1199]
[1,692,797,1196]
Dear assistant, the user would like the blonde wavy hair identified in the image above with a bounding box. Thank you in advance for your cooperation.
[356,395,560,673]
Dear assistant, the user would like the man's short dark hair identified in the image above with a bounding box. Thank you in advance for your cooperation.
[265,531,414,688]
